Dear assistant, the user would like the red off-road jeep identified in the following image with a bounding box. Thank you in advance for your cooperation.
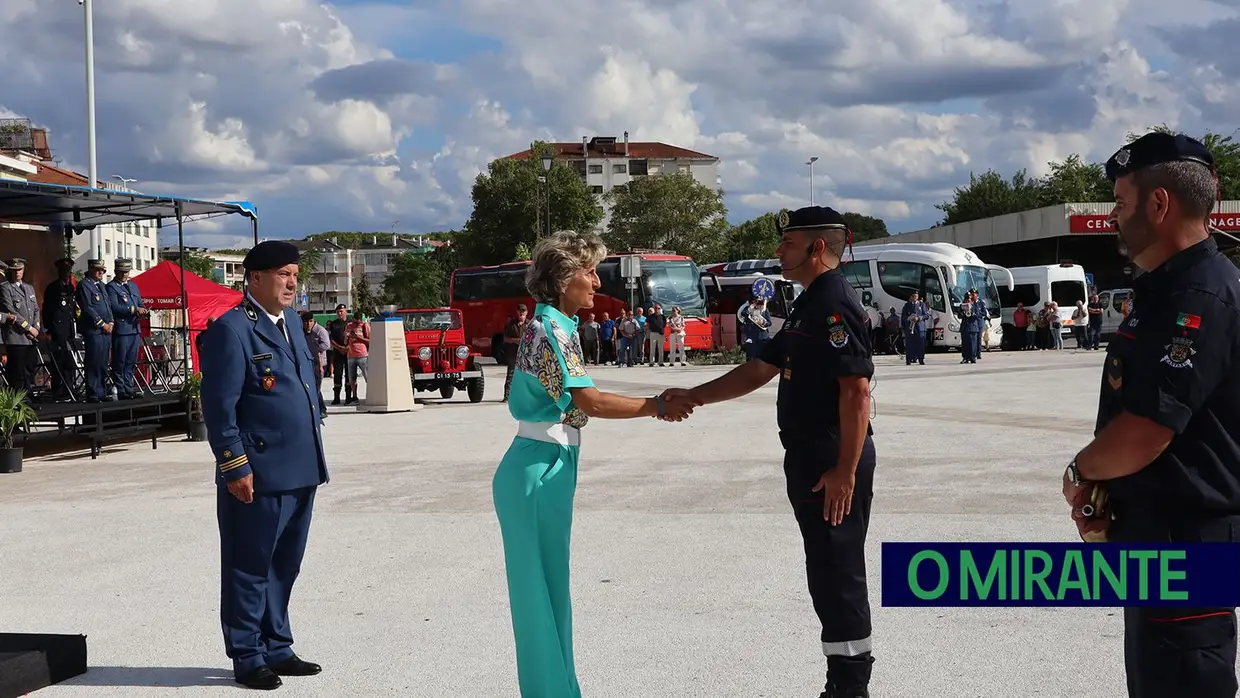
[399,307,485,402]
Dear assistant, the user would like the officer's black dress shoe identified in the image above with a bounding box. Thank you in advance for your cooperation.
[819,682,869,698]
[268,655,322,676]
[235,666,282,690]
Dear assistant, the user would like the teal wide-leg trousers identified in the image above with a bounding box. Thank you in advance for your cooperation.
[493,436,582,698]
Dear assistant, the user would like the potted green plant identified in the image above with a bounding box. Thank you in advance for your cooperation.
[0,387,36,473]
[182,372,208,442]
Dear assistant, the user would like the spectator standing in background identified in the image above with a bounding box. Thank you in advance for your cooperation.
[345,310,369,404]
[302,311,330,418]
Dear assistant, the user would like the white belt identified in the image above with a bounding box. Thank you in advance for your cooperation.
[517,421,581,447]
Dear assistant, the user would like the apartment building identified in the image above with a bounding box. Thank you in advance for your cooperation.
[293,234,439,313]
[157,246,246,288]
[500,133,721,230]
[0,118,159,278]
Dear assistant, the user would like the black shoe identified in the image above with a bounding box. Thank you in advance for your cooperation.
[236,666,282,690]
[820,684,869,698]
[268,655,322,677]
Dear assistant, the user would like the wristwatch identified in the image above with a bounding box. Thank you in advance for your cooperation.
[1065,459,1083,485]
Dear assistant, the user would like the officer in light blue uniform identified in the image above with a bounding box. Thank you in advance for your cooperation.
[74,259,114,402]
[106,258,148,399]
[200,240,329,691]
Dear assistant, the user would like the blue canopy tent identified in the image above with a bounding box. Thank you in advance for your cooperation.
[0,179,259,407]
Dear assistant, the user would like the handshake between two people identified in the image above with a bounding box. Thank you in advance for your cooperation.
[653,388,702,423]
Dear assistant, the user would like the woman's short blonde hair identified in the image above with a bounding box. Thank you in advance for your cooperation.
[525,230,608,304]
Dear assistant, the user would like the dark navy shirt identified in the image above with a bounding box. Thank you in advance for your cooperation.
[760,268,874,448]
[1096,237,1240,516]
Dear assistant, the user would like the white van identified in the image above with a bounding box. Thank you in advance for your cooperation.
[997,264,1090,347]
[1094,287,1134,339]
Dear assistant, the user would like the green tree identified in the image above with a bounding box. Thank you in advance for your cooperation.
[935,169,1044,226]
[381,252,448,309]
[178,251,216,279]
[352,276,381,317]
[602,172,729,259]
[841,212,890,243]
[457,141,604,266]
[706,212,781,262]
[1038,154,1112,206]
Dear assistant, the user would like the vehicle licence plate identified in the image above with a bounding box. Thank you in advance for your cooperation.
[434,372,455,381]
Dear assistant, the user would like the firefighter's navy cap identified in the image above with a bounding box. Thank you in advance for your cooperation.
[775,206,848,233]
[1106,132,1215,182]
[243,240,301,271]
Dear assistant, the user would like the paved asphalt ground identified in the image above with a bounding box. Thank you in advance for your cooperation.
[2,348,1147,697]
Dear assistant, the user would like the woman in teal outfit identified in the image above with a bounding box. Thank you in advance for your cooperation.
[493,230,696,697]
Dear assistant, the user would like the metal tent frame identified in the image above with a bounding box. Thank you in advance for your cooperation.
[0,179,259,390]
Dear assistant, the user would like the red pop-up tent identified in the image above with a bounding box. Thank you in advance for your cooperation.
[132,260,243,370]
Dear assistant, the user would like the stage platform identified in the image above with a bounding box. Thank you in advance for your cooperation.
[23,394,190,458]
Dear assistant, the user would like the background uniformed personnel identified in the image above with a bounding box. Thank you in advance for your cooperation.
[75,259,114,402]
[200,240,328,691]
[105,258,148,399]
[42,257,79,400]
[1064,132,1240,697]
[1,258,44,395]
[663,205,877,698]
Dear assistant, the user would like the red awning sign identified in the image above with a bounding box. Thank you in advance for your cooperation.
[1070,213,1240,234]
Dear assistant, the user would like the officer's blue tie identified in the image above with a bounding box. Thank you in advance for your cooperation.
[276,318,299,369]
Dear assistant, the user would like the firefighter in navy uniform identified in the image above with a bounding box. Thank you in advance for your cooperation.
[75,259,114,402]
[663,205,877,698]
[1064,132,1240,698]
[200,240,328,690]
[42,258,79,400]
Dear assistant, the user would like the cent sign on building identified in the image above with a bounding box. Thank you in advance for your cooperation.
[1070,213,1240,234]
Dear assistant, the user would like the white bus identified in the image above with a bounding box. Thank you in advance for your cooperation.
[998,264,1090,345]
[841,242,1014,351]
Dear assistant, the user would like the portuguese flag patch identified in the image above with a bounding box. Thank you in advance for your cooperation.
[1176,313,1201,329]
[827,314,842,325]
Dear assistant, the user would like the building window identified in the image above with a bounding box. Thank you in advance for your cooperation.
[588,164,603,174]
[629,159,648,176]
[612,164,626,174]
[677,164,690,174]
[572,160,587,177]
[591,185,603,194]
[105,240,111,254]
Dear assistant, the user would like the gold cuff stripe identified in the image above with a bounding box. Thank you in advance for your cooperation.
[219,457,248,473]
[218,454,248,471]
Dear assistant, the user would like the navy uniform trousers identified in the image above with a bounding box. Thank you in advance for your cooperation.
[218,484,317,675]
[1112,512,1240,698]
[83,333,111,399]
[111,333,141,396]
[785,435,878,690]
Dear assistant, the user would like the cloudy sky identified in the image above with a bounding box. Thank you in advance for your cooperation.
[1,0,1236,248]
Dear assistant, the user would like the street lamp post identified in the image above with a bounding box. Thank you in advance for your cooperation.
[83,0,101,260]
[541,156,553,237]
[806,156,818,206]
[112,175,136,261]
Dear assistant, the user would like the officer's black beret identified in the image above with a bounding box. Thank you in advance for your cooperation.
[54,257,74,269]
[243,240,301,271]
[334,303,347,311]
[776,206,848,233]
[1106,132,1215,182]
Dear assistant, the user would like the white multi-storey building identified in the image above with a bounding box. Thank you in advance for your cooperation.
[293,235,441,313]
[500,133,721,231]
